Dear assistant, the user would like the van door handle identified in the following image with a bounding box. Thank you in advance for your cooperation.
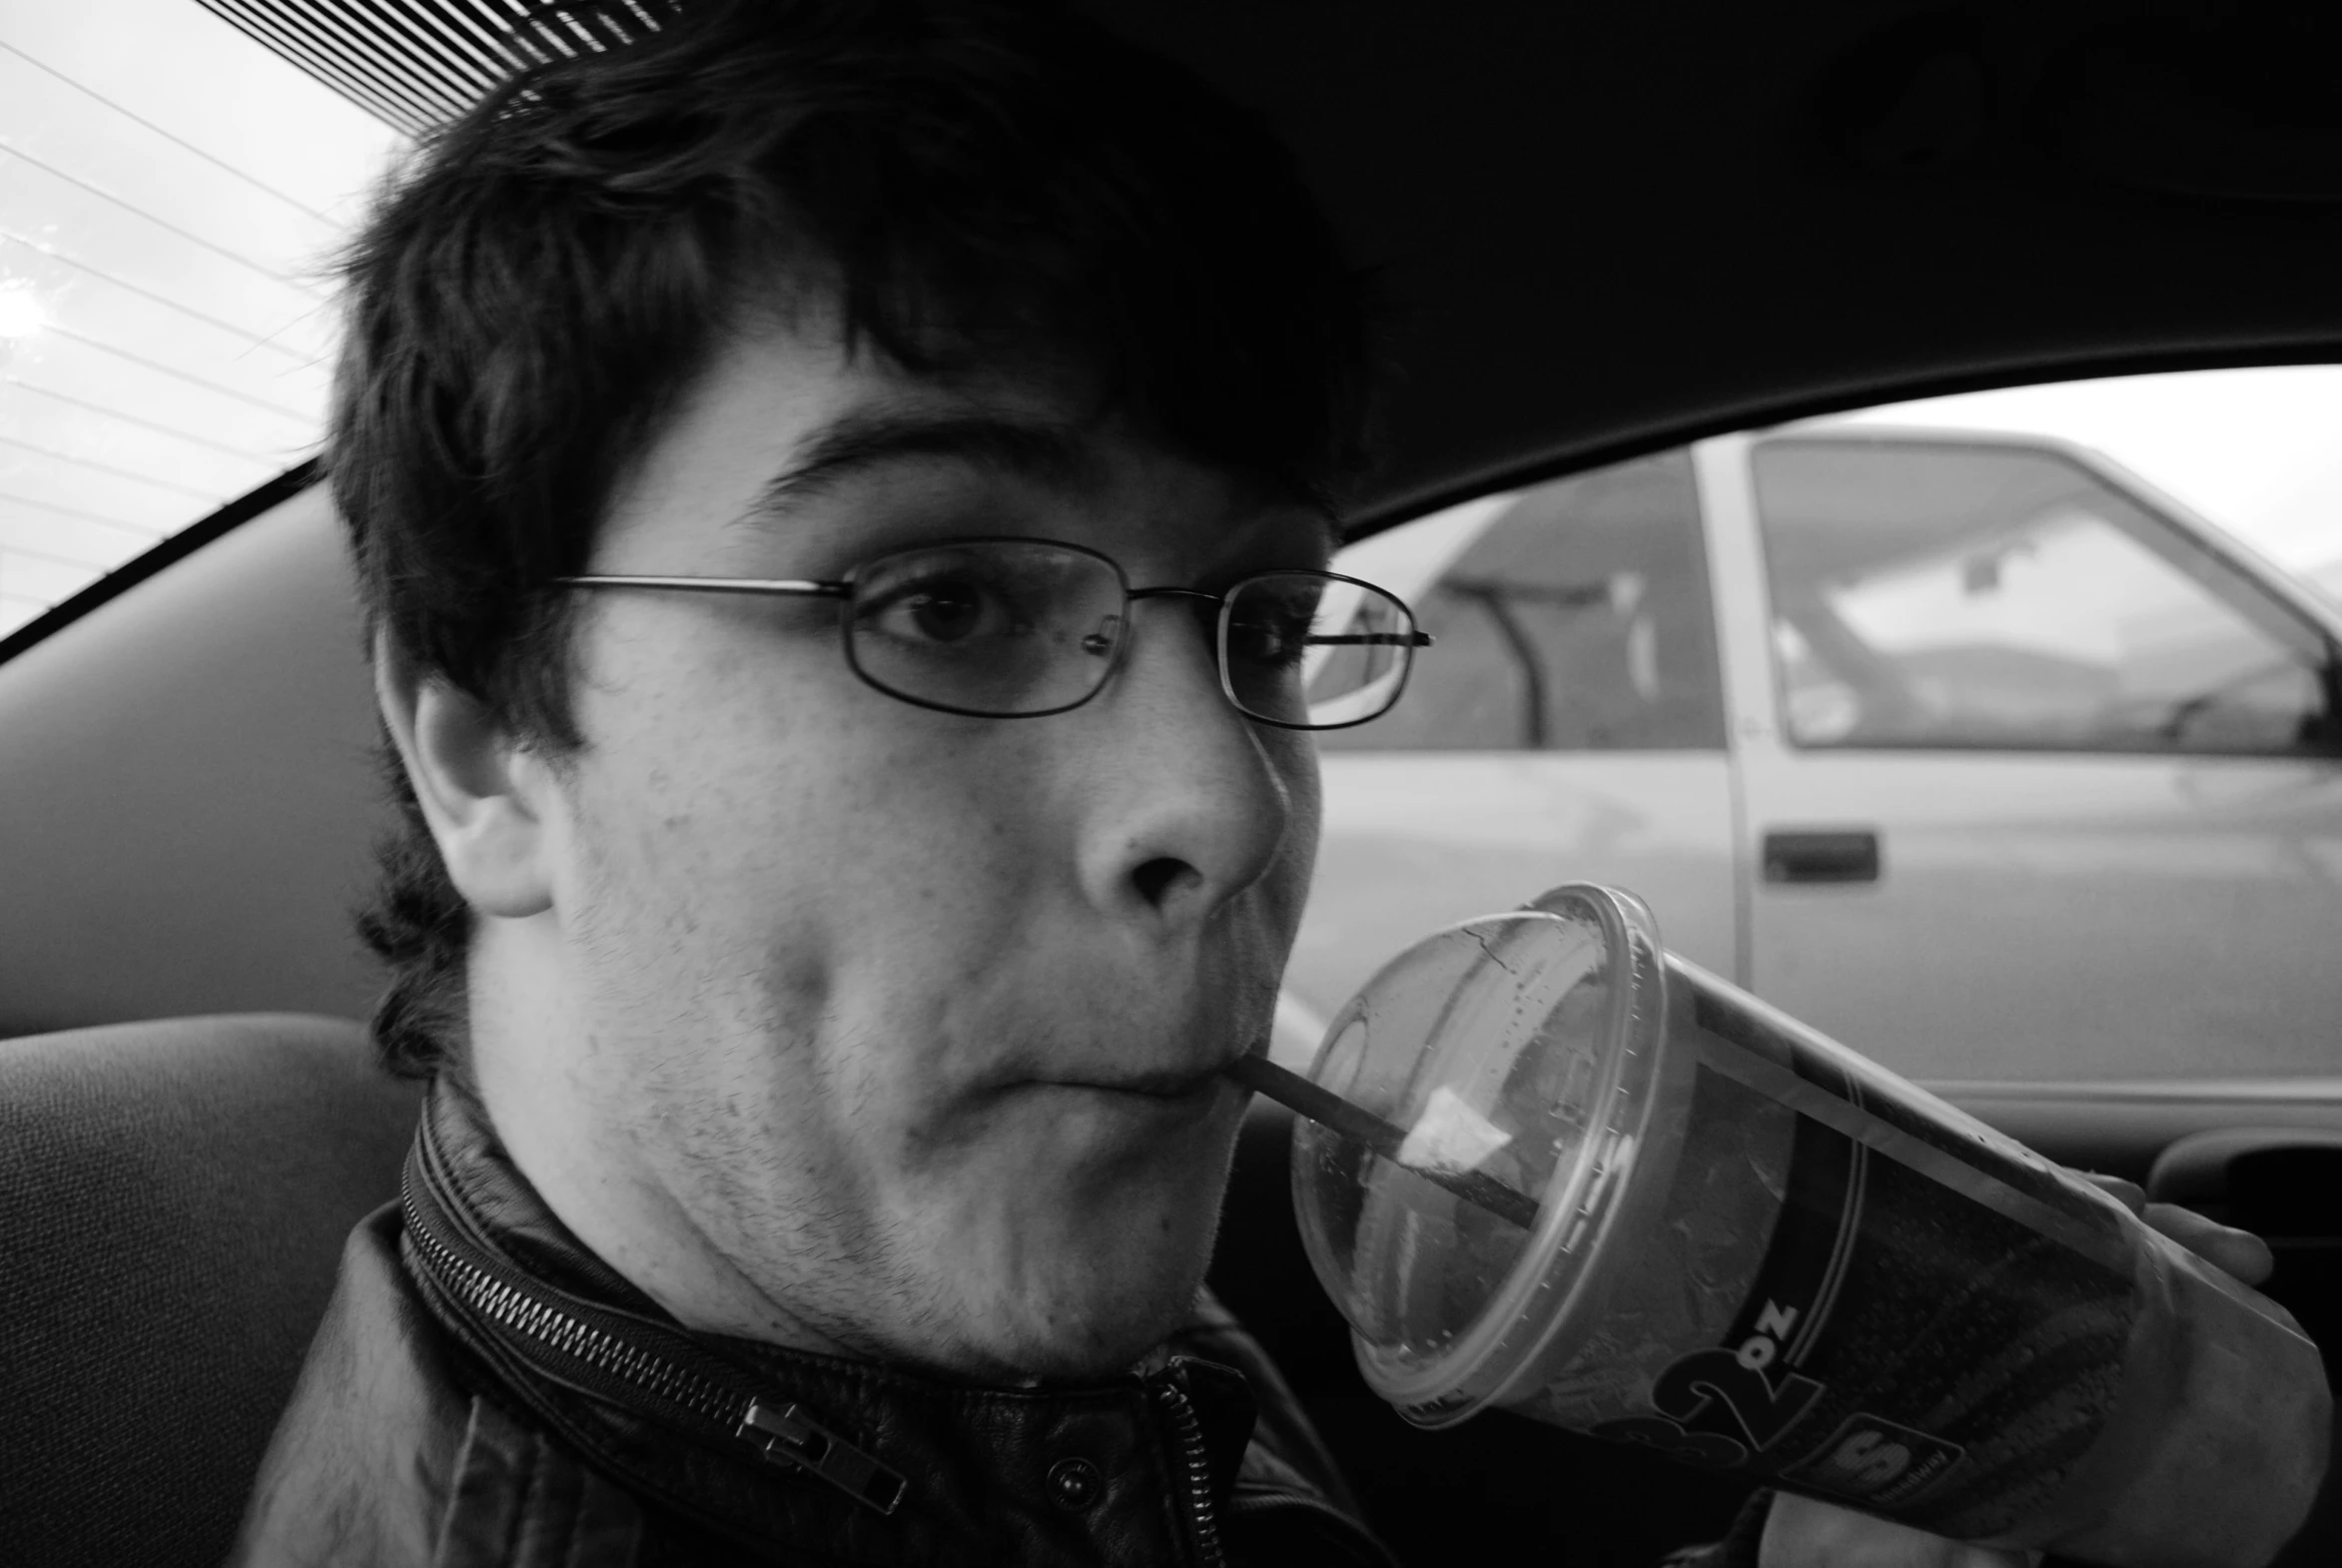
[1763,829,1881,884]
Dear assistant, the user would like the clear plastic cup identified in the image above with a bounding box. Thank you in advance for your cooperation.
[1289,884,2330,1564]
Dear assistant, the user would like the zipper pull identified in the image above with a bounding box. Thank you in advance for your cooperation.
[737,1398,908,1515]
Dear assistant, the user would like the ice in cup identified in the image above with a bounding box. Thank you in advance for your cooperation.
[1288,884,2330,1565]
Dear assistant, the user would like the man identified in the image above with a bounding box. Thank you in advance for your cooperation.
[236,2,1395,1561]
[231,3,2295,1565]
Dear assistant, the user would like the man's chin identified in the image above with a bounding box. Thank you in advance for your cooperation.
[841,1095,1241,1381]
[928,1204,1225,1384]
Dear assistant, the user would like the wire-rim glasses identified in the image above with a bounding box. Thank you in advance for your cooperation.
[555,536,1430,729]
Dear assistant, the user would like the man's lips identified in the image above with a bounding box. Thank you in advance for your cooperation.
[1076,1066,1226,1100]
[1032,1043,1259,1103]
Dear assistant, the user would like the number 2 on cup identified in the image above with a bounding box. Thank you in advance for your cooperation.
[1651,1346,1826,1454]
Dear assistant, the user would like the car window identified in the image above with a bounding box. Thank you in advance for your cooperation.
[0,1,402,642]
[1752,437,2334,756]
[1320,448,1725,752]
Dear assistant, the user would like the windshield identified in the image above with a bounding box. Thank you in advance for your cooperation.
[0,0,403,640]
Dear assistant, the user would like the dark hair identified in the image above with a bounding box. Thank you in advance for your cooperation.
[340,0,1374,1079]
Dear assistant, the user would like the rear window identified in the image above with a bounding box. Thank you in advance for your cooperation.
[0,1,402,639]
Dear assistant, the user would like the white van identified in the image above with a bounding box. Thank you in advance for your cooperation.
[1285,427,2342,1084]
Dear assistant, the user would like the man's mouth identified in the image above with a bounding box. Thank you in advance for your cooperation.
[1086,1066,1227,1101]
[1047,1040,1261,1103]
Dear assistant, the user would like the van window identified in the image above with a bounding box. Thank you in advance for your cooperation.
[1751,437,2334,755]
[1321,449,1725,752]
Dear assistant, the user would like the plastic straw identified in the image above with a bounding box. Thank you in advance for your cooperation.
[1222,1053,1543,1230]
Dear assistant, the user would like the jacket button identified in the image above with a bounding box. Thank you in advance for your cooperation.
[1047,1456,1103,1511]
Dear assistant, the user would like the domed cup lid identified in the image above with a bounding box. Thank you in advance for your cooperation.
[1289,884,1686,1425]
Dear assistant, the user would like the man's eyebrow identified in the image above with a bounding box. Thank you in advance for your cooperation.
[744,407,1096,521]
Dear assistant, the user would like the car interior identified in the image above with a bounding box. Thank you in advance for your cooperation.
[7,2,2342,1564]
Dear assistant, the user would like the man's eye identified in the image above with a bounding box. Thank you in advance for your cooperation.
[903,585,982,643]
[862,576,1020,647]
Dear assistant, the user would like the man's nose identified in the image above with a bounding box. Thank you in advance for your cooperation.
[1071,598,1299,929]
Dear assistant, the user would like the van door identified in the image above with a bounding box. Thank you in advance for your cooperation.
[1702,429,2342,1083]
[1285,449,1742,1058]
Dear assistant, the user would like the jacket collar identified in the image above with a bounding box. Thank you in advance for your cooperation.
[400,1076,1257,1564]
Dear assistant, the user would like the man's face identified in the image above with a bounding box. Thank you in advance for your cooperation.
[515,317,1325,1380]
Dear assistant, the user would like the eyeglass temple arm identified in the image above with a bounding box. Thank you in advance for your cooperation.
[554,574,851,598]
[1307,631,1435,647]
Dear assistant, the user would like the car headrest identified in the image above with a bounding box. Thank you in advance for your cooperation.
[0,1014,417,1567]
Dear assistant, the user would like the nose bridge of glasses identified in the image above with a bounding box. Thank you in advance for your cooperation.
[1074,574,1417,728]
[1124,584,1223,609]
[1112,584,1226,656]
[1062,585,1228,717]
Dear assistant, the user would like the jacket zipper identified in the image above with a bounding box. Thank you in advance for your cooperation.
[400,1173,905,1512]
[404,1195,739,1417]
[1154,1373,1228,1568]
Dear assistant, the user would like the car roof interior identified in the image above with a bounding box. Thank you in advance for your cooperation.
[5,3,2342,1563]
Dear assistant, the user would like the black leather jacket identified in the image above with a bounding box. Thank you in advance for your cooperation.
[229,1078,1399,1567]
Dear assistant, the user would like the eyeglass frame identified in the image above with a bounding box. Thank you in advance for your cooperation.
[553,534,1432,730]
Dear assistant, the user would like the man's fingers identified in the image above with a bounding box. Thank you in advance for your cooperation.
[2077,1172,2277,1286]
[1760,1493,2038,1568]
[2140,1201,2276,1285]
[2079,1174,2144,1213]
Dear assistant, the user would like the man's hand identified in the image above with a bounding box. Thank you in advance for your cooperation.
[2079,1174,2274,1285]
[1760,1493,2038,1568]
[1756,1174,2282,1566]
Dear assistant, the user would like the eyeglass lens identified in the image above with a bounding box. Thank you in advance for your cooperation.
[846,540,1124,717]
[843,540,1415,726]
[1221,572,1413,728]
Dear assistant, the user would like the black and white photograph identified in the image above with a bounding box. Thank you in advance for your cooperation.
[4,4,2341,1565]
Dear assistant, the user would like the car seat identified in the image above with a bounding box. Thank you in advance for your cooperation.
[0,1014,416,1568]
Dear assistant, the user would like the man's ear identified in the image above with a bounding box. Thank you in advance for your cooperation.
[375,634,559,919]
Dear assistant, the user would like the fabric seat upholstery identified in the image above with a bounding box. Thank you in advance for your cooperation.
[0,1014,417,1567]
